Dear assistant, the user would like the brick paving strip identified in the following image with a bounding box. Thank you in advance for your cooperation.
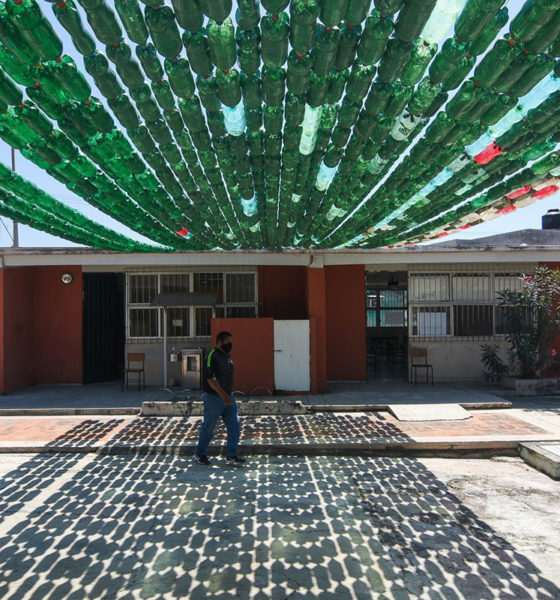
[0,410,558,456]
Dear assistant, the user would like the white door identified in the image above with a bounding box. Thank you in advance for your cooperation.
[274,320,310,391]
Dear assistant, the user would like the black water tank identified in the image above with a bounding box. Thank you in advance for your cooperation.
[542,208,560,230]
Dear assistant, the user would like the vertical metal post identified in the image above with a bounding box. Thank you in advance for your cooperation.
[163,307,168,387]
[11,148,18,248]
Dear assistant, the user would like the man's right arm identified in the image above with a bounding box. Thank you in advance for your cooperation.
[207,376,232,406]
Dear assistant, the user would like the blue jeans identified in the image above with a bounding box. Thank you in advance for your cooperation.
[195,393,240,457]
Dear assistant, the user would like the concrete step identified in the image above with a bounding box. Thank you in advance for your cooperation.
[519,442,560,480]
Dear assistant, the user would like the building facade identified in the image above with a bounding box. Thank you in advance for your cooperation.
[1,229,559,395]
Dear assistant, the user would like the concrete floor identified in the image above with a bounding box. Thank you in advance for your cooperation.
[0,453,558,599]
[0,377,518,410]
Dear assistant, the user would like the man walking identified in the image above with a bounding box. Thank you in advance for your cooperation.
[194,331,245,466]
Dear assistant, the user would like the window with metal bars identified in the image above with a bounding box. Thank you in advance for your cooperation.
[409,267,535,341]
[126,271,257,340]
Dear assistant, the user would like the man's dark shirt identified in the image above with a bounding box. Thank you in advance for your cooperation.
[203,348,234,395]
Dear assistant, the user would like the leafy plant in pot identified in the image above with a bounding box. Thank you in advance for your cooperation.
[497,267,560,379]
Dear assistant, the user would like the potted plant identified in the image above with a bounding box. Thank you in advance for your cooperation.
[494,266,560,395]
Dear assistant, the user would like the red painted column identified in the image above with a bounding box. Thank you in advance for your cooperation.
[0,269,4,394]
[306,268,327,393]
[325,265,367,380]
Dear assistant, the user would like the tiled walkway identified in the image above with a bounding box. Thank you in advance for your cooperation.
[0,411,556,453]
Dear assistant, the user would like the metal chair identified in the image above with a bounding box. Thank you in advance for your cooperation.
[121,352,146,391]
[410,348,434,385]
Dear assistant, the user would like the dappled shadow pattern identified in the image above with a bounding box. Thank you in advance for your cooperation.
[47,419,126,448]
[107,413,409,450]
[0,454,558,599]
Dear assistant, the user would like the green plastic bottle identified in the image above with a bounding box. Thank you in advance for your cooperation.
[337,98,362,127]
[80,1,122,46]
[240,70,262,109]
[374,0,404,16]
[287,51,312,96]
[52,55,91,102]
[290,0,318,56]
[178,96,205,131]
[150,80,174,110]
[442,55,474,91]
[26,84,61,119]
[145,5,182,59]
[510,55,554,97]
[136,44,163,82]
[262,65,286,105]
[115,0,148,45]
[128,125,156,153]
[343,1,369,27]
[319,0,346,27]
[263,106,282,133]
[313,25,340,76]
[335,25,361,70]
[354,111,378,141]
[108,94,140,129]
[52,0,95,56]
[216,68,242,107]
[395,0,437,43]
[401,39,436,86]
[84,97,114,133]
[18,100,52,136]
[163,57,195,100]
[358,11,394,66]
[284,92,305,126]
[423,91,448,117]
[384,82,413,117]
[246,107,263,131]
[236,0,260,30]
[407,78,441,116]
[378,38,413,83]
[510,0,558,44]
[307,71,329,106]
[524,10,560,54]
[183,30,212,77]
[261,13,289,68]
[0,69,22,106]
[6,0,62,61]
[429,38,466,85]
[326,69,349,103]
[474,38,520,87]
[467,8,508,56]
[238,42,261,75]
[345,62,375,102]
[207,18,237,71]
[455,0,504,43]
[171,0,203,31]
[198,0,231,23]
[0,7,37,65]
[261,0,289,14]
[364,80,393,114]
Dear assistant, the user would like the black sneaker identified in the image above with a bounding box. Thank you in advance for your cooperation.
[225,456,246,466]
[194,453,211,465]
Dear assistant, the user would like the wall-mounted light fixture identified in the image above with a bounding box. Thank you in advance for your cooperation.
[61,272,74,285]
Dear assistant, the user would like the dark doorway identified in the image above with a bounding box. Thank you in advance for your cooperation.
[83,273,125,384]
[365,270,409,380]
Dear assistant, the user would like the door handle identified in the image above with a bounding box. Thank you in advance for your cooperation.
[274,349,282,352]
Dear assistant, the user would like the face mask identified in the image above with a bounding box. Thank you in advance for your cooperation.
[221,342,232,353]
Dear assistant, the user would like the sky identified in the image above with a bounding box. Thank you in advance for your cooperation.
[0,0,557,249]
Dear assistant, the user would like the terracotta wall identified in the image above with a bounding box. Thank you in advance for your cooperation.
[210,318,274,395]
[325,265,367,381]
[258,266,307,319]
[540,261,560,376]
[31,266,83,384]
[0,266,83,394]
[306,268,327,393]
[1,267,34,393]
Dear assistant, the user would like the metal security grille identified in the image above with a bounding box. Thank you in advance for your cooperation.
[126,271,257,340]
[409,263,537,342]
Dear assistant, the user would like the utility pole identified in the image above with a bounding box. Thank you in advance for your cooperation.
[11,147,18,248]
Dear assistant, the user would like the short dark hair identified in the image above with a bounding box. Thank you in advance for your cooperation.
[216,331,232,343]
